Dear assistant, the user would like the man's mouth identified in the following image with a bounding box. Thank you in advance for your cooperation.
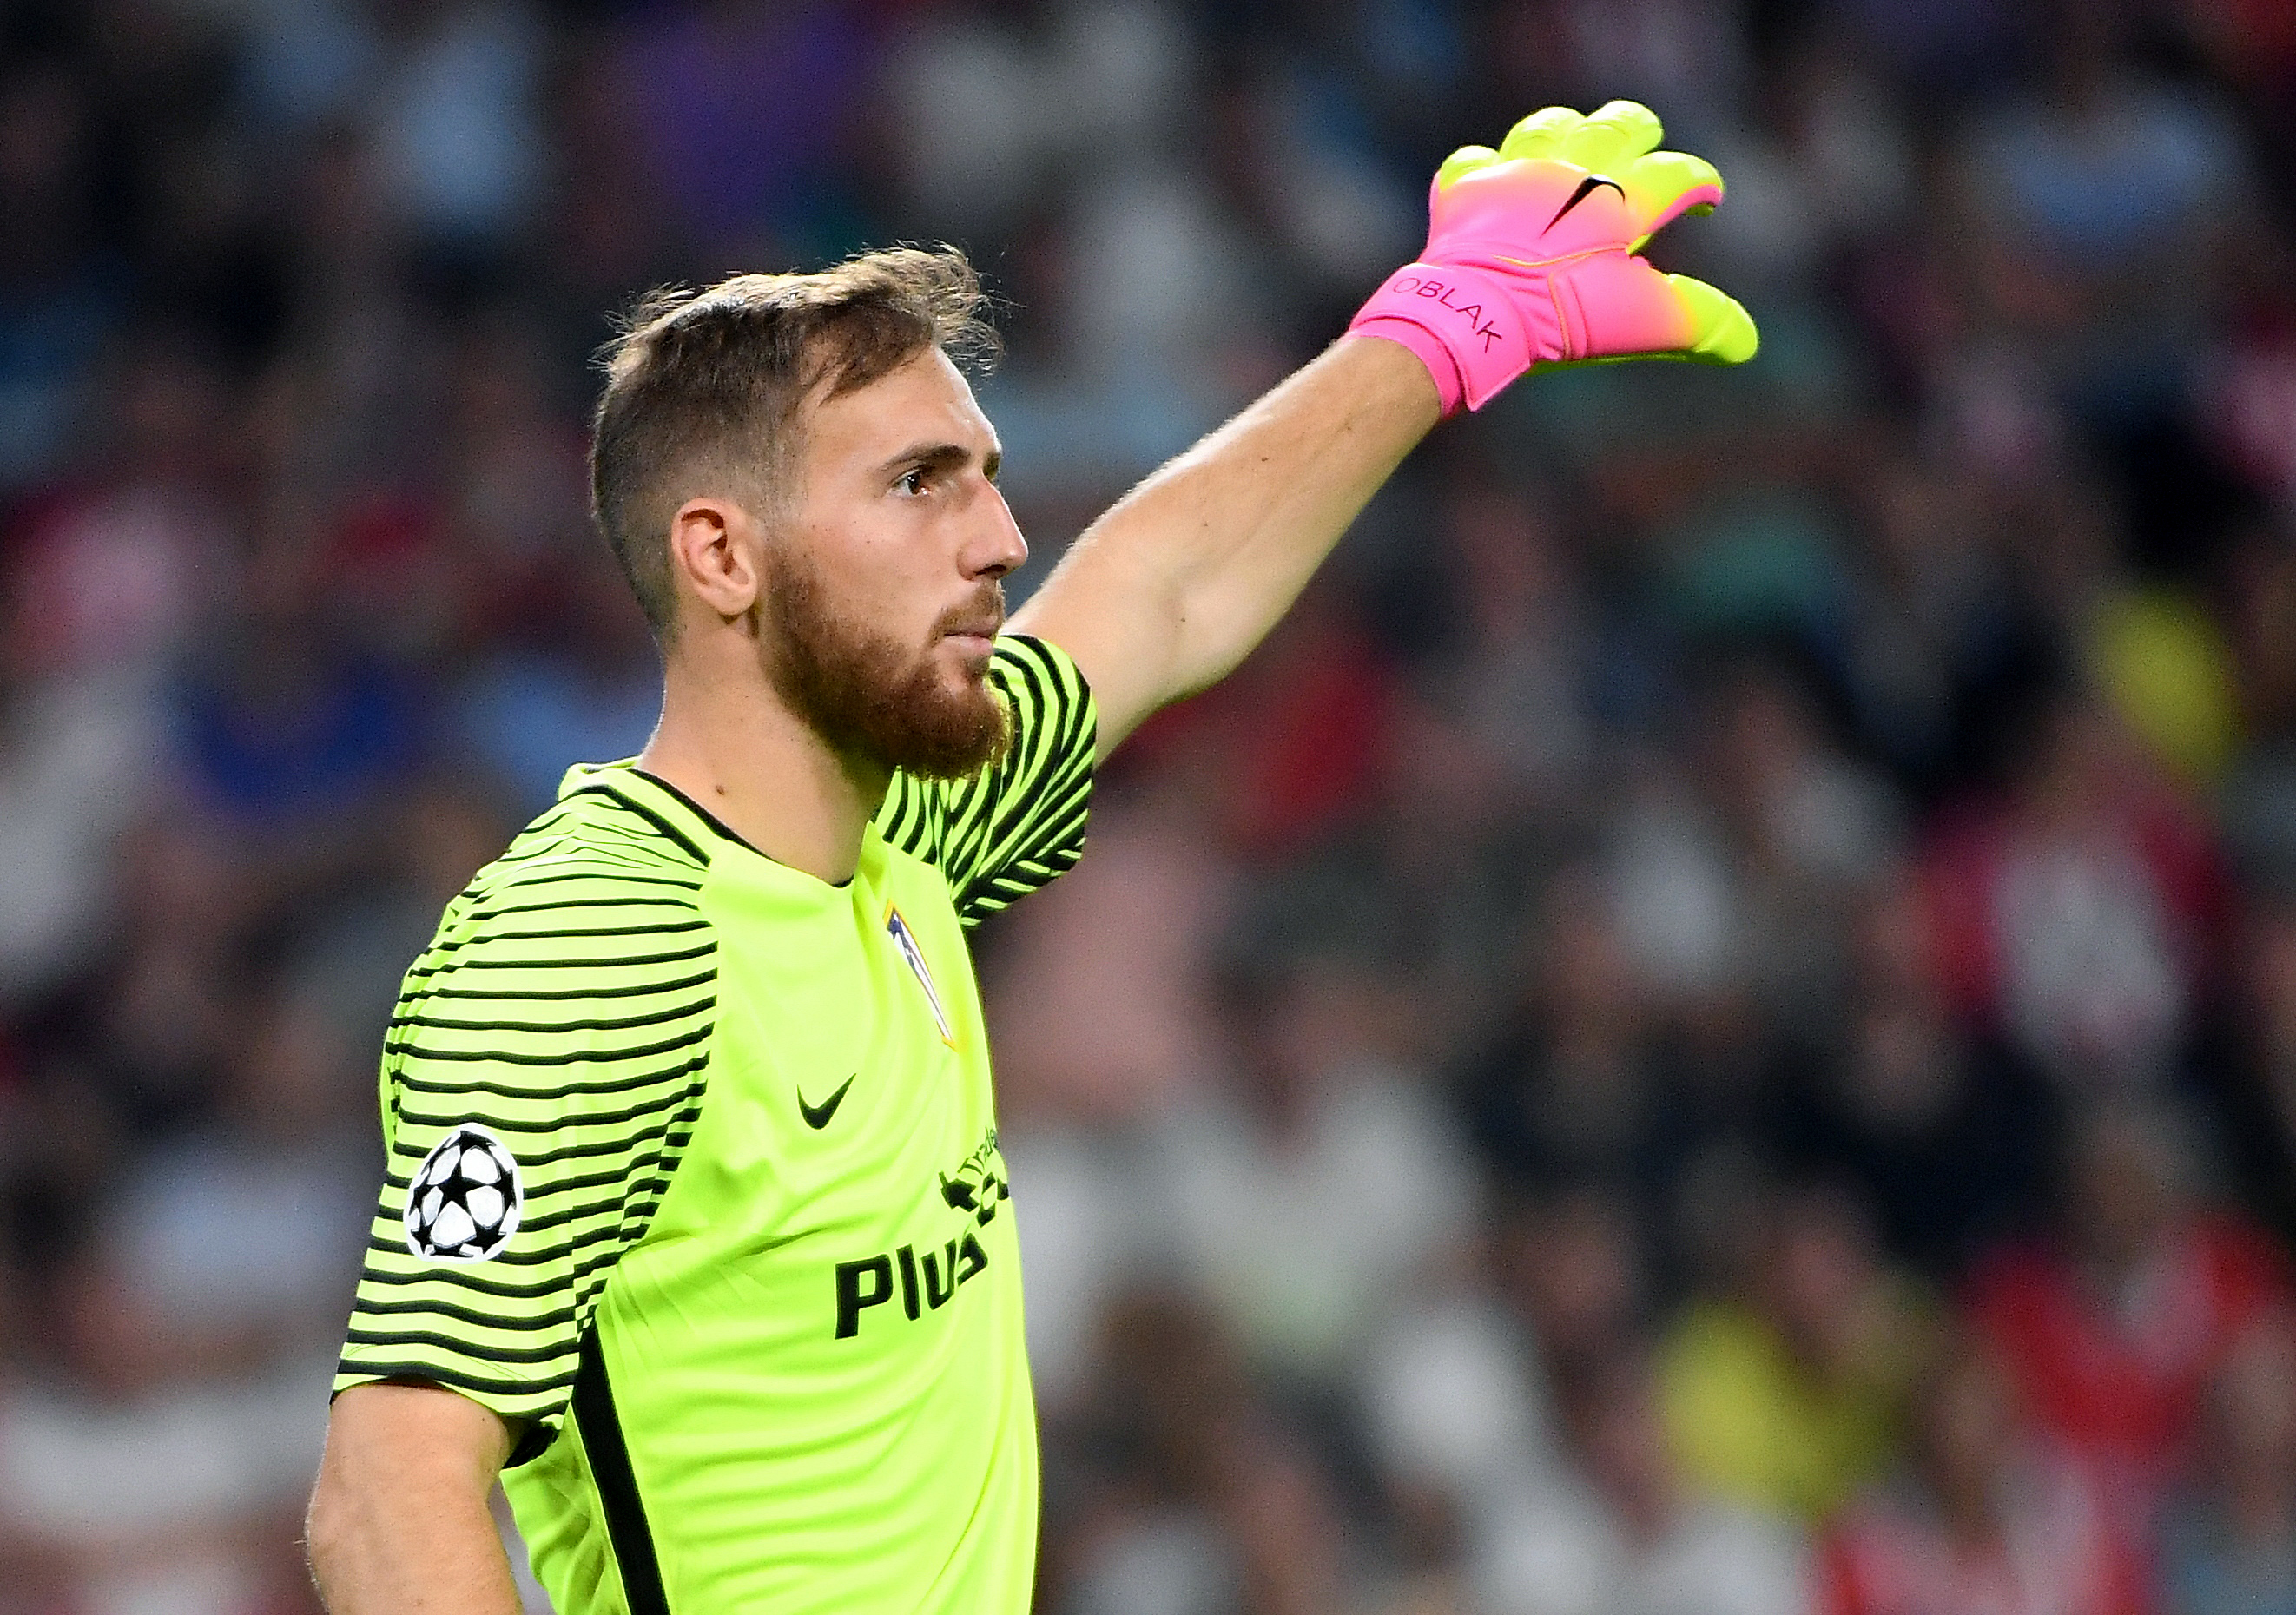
[937,590,1005,655]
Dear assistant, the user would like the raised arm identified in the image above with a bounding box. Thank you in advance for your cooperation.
[1013,99,1757,758]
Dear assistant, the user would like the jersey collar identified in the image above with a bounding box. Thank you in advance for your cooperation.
[556,761,745,869]
[557,761,873,893]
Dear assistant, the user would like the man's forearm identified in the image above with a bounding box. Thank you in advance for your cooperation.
[307,1384,524,1615]
[1013,335,1440,756]
[309,1492,522,1615]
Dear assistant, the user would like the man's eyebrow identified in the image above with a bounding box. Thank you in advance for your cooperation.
[878,442,978,478]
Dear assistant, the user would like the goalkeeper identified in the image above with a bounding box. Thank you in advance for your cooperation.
[307,102,1753,1615]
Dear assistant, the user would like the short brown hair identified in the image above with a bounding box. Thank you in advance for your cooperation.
[590,247,998,640]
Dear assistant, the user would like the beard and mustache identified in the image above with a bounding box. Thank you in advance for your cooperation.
[758,539,1012,782]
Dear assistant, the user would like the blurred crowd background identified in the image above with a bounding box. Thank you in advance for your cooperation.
[2,0,2295,1612]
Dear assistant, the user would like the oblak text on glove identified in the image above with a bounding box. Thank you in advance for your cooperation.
[1385,271,1506,352]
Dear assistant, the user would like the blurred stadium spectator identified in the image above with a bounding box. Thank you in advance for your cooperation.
[2154,1308,2296,1615]
[2,2,2294,1612]
[1968,1101,2293,1520]
[1816,1332,2148,1615]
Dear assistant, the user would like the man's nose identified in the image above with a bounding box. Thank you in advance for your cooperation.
[964,483,1028,581]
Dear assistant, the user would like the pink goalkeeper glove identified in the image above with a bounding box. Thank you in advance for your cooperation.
[1349,100,1758,415]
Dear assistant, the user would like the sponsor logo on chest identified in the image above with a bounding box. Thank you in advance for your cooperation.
[832,1128,1009,1339]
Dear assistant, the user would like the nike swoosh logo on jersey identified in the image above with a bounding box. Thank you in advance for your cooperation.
[1547,174,1626,233]
[797,1075,855,1130]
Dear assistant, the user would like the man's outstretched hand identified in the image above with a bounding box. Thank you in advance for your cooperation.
[1348,99,1758,414]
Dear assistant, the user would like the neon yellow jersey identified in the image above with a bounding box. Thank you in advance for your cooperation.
[334,636,1095,1615]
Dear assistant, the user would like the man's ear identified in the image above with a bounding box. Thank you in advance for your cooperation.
[668,496,762,625]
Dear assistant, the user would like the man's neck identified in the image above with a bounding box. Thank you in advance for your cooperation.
[638,650,889,886]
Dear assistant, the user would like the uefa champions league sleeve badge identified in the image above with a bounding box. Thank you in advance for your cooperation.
[405,1124,526,1261]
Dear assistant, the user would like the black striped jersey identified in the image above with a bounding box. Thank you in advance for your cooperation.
[333,636,1095,1615]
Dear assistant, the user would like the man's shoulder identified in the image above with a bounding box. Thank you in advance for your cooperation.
[876,636,1097,923]
[445,769,713,918]
[403,771,722,1004]
[984,633,1092,726]
[500,766,716,878]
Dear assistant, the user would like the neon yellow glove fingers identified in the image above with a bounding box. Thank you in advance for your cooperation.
[1669,273,1759,364]
[1497,106,1585,162]
[1624,149,1724,227]
[1435,143,1503,190]
[1561,100,1666,175]
[1620,148,1725,249]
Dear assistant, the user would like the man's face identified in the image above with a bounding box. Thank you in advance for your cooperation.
[760,348,1026,780]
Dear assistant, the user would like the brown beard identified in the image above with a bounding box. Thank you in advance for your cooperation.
[760,540,1011,781]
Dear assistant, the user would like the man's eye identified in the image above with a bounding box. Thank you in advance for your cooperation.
[898,467,930,496]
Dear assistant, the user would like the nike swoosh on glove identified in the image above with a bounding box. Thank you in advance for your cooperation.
[1349,99,1758,415]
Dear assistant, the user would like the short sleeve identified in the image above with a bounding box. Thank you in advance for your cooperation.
[333,867,717,1441]
[875,634,1096,926]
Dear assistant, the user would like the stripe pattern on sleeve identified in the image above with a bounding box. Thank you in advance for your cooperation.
[876,634,1096,926]
[334,792,716,1440]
